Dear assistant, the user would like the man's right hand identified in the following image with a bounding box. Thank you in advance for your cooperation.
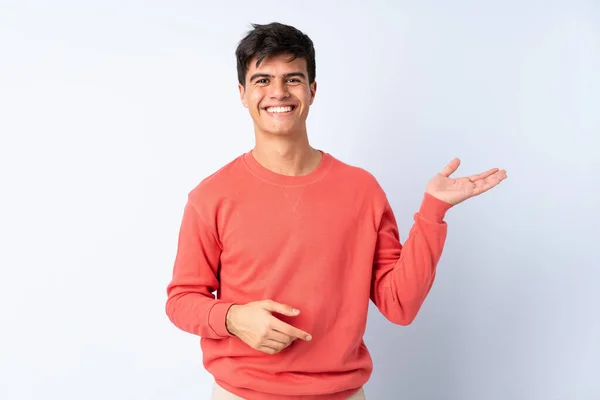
[225,299,312,355]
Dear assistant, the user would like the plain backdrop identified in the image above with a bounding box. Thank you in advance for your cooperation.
[1,1,599,399]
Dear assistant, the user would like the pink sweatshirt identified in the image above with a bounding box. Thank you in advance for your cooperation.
[166,150,451,399]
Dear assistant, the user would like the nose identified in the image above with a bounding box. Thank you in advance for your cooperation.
[269,79,289,100]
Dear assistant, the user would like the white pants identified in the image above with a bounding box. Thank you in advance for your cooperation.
[211,382,366,400]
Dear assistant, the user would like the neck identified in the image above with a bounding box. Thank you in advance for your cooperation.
[252,131,322,177]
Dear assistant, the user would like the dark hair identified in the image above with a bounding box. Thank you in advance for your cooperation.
[235,22,316,86]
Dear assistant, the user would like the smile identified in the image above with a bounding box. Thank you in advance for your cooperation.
[265,105,296,114]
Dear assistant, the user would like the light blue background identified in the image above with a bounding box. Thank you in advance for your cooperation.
[1,1,598,399]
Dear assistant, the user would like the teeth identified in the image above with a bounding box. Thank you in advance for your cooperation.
[267,106,293,113]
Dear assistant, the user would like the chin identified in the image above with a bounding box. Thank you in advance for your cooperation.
[261,125,299,137]
[265,130,295,137]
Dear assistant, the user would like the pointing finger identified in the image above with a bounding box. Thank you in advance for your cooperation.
[271,318,312,341]
[261,300,300,317]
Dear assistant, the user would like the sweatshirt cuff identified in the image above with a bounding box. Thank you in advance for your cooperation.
[208,301,236,338]
[418,192,453,223]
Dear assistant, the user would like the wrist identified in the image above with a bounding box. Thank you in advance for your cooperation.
[420,192,453,223]
[225,304,239,335]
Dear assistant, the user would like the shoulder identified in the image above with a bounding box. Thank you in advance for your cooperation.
[187,153,246,209]
[327,153,387,198]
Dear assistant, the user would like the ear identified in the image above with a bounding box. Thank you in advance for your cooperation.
[309,81,317,105]
[238,83,248,108]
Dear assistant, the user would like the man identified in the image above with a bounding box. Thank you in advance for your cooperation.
[165,22,506,400]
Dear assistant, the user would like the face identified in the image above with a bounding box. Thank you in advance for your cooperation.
[238,53,317,138]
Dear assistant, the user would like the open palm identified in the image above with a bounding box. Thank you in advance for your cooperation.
[426,158,507,206]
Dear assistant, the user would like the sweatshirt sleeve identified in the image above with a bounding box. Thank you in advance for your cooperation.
[370,192,452,325]
[165,198,235,339]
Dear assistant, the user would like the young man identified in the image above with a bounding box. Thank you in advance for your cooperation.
[165,22,506,400]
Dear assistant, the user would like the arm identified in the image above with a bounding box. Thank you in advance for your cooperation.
[370,157,506,325]
[370,192,452,325]
[165,198,234,339]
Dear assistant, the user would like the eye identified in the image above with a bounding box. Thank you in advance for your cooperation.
[287,78,301,83]
[256,78,269,84]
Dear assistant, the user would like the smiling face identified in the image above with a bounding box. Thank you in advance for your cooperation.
[238,53,317,138]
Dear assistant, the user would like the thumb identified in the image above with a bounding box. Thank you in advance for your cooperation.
[260,299,300,316]
[439,158,460,177]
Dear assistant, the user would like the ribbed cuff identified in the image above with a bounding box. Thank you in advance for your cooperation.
[418,192,452,223]
[208,301,236,338]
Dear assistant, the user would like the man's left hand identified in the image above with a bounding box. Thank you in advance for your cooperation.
[426,158,507,206]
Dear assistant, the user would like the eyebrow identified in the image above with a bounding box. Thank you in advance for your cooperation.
[249,72,307,82]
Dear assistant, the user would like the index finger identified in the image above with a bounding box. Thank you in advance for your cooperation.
[468,168,499,182]
[271,318,312,341]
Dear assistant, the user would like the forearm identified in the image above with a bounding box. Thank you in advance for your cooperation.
[165,288,234,339]
[371,193,451,325]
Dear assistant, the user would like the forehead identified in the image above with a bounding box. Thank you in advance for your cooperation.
[247,53,308,75]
